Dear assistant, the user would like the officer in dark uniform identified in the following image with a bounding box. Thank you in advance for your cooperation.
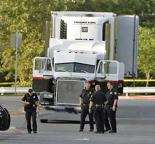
[105,81,118,133]
[89,84,107,133]
[79,81,94,132]
[104,104,111,132]
[21,89,39,134]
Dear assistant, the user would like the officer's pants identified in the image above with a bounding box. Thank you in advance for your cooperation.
[25,109,37,133]
[107,108,117,132]
[104,108,111,130]
[94,107,105,133]
[80,106,94,130]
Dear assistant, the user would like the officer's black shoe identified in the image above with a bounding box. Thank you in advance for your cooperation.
[105,129,110,132]
[28,131,31,134]
[89,129,94,132]
[79,129,83,132]
[95,131,102,134]
[33,131,37,134]
[101,131,105,134]
[109,130,117,133]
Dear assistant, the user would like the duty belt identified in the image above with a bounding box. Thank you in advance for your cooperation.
[82,103,89,106]
[95,104,105,107]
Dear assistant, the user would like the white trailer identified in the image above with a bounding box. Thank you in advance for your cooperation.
[32,11,139,120]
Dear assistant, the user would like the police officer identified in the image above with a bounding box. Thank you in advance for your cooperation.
[105,81,118,133]
[104,105,111,132]
[21,89,39,134]
[89,84,107,134]
[79,81,94,132]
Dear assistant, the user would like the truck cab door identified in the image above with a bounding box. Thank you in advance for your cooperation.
[33,57,53,79]
[96,60,124,93]
[33,57,54,92]
[96,60,124,81]
[95,60,106,81]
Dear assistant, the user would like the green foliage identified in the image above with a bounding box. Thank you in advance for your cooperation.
[18,31,44,83]
[138,27,155,85]
[1,48,15,81]
[0,0,155,85]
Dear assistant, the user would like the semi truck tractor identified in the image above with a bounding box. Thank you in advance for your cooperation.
[32,11,139,121]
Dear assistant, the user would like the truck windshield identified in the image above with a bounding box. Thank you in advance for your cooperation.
[55,62,95,73]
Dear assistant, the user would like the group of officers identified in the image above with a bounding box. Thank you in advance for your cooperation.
[79,81,118,134]
[21,81,118,134]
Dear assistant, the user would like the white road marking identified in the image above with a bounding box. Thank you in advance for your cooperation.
[75,138,89,141]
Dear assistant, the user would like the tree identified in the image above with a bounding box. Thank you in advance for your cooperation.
[0,0,29,82]
[138,27,155,86]
[0,0,80,83]
[1,0,155,85]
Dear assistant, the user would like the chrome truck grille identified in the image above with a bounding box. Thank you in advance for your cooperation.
[56,79,84,105]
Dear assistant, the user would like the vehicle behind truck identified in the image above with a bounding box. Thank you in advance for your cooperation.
[0,105,11,131]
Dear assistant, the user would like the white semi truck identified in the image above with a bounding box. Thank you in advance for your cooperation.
[32,11,139,121]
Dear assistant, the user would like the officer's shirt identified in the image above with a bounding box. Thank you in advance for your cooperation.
[80,89,92,104]
[90,90,106,105]
[105,88,118,107]
[22,93,39,111]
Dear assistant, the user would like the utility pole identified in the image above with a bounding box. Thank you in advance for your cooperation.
[11,32,22,95]
[15,32,19,95]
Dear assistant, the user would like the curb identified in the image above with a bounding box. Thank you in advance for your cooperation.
[119,96,155,100]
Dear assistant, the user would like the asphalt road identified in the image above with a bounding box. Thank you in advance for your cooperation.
[0,96,155,144]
